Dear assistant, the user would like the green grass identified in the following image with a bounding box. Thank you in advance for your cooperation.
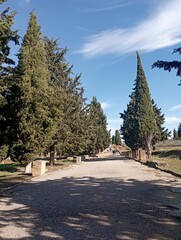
[153,149,181,159]
[152,149,181,174]
[0,163,20,177]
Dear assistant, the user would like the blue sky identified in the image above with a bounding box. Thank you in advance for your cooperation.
[3,0,181,135]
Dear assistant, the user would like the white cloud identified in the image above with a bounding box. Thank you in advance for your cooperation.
[78,0,181,57]
[168,104,181,111]
[165,116,181,124]
[26,0,30,4]
[80,1,131,13]
[100,102,111,110]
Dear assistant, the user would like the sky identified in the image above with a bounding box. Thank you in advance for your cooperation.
[2,0,181,136]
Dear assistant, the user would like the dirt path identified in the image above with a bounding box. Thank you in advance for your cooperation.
[0,154,181,240]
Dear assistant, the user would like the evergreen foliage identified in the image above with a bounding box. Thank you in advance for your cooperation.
[120,92,138,150]
[173,128,178,140]
[111,135,115,144]
[44,37,90,158]
[152,47,181,85]
[121,52,158,158]
[11,12,55,164]
[115,130,121,145]
[0,3,130,163]
[178,123,181,139]
[0,0,19,160]
[88,96,110,153]
[152,100,171,147]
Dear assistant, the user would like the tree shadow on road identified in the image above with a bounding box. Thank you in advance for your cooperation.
[0,174,180,240]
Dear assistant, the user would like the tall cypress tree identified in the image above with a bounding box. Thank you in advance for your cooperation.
[173,129,178,140]
[178,123,181,139]
[0,0,19,160]
[111,135,115,144]
[11,12,54,164]
[121,52,157,158]
[134,52,157,158]
[115,129,121,145]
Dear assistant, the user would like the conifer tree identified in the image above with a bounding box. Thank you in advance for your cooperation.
[178,123,181,139]
[0,0,19,160]
[151,100,171,147]
[88,96,110,153]
[11,12,55,164]
[43,37,66,163]
[173,129,178,140]
[115,130,121,145]
[133,52,157,158]
[112,135,115,144]
[152,47,181,85]
[44,36,89,158]
[120,93,139,150]
[121,52,157,158]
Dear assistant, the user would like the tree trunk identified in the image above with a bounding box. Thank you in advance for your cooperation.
[50,151,55,165]
[145,134,153,159]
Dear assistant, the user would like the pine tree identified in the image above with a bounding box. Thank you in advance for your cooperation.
[115,129,121,145]
[88,96,110,153]
[11,12,55,164]
[152,47,181,85]
[178,123,181,139]
[0,0,19,160]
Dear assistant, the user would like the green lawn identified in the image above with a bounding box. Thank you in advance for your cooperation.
[152,149,181,174]
[0,163,20,177]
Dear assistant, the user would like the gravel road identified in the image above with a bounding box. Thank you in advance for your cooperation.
[0,154,181,240]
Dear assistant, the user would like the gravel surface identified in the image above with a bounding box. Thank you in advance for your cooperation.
[0,154,181,240]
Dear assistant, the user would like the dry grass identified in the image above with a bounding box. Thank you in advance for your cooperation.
[151,147,181,174]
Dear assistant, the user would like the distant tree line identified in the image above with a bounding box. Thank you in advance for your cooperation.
[173,123,181,140]
[0,1,110,164]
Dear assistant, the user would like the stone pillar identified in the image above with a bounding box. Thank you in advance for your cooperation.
[32,160,46,177]
[76,156,81,165]
[127,150,132,158]
[136,150,139,159]
[132,150,137,159]
[25,162,32,174]
[84,155,89,160]
[139,149,147,161]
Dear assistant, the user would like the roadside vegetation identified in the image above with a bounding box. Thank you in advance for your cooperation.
[120,53,170,159]
[0,162,20,177]
[150,140,181,174]
[0,0,110,166]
